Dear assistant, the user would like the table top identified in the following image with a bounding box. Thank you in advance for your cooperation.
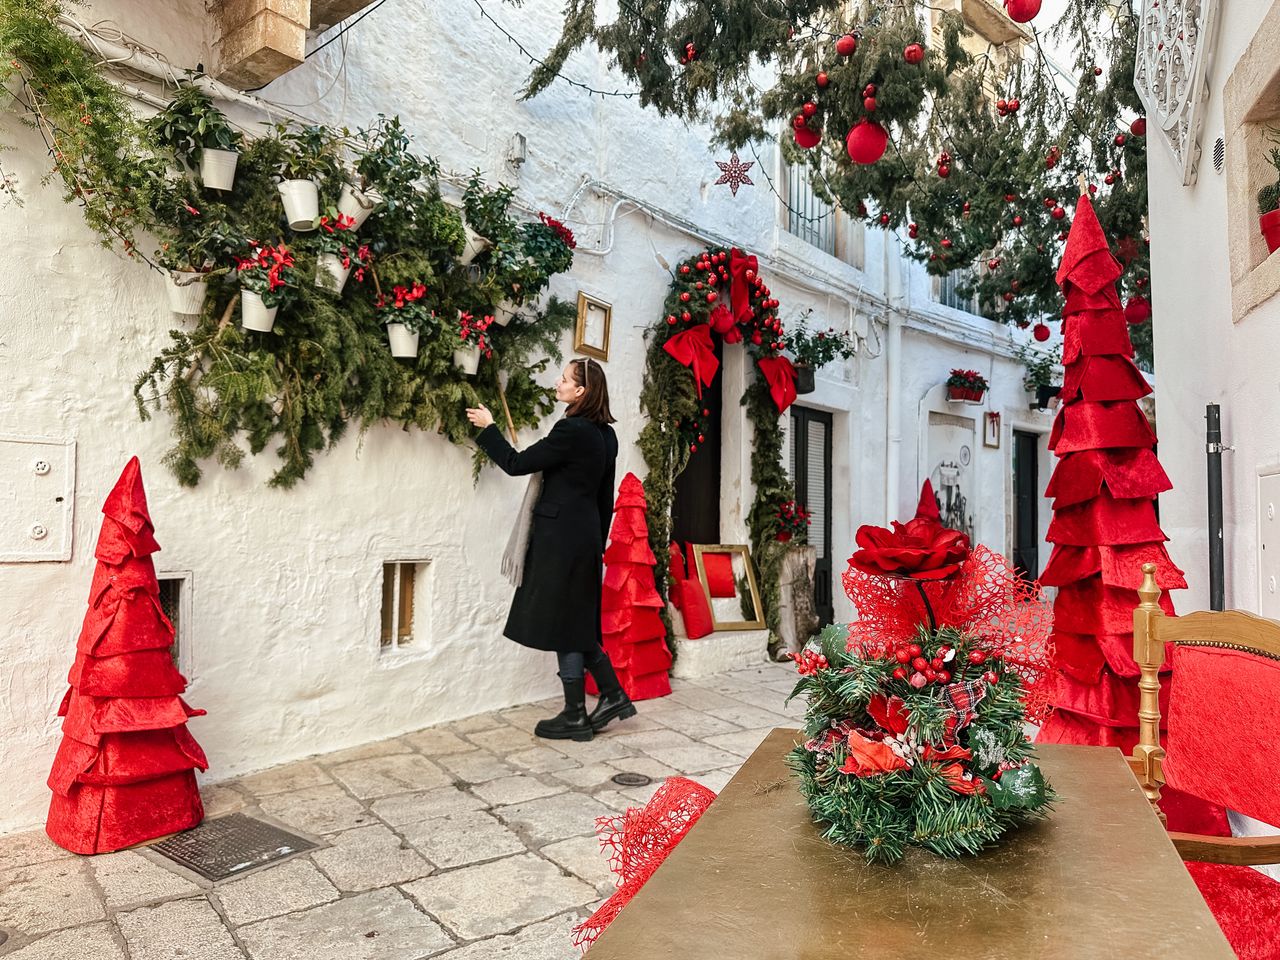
[586,729,1233,960]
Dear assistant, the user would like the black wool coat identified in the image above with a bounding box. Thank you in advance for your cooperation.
[476,417,618,653]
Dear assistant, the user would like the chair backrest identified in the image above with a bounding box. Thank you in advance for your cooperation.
[1132,563,1280,826]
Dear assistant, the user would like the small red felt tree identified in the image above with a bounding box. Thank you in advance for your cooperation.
[46,457,207,854]
[590,473,673,700]
[1037,194,1184,750]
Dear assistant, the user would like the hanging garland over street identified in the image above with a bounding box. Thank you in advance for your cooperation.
[527,0,1155,368]
[639,246,798,648]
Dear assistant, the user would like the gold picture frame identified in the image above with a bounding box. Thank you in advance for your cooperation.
[983,411,1001,449]
[574,292,612,362]
[691,544,766,632]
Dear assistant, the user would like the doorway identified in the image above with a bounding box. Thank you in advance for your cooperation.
[791,406,834,626]
[1012,429,1040,580]
[671,344,724,547]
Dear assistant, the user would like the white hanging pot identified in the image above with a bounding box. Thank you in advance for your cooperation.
[199,148,239,191]
[386,322,420,358]
[240,289,278,332]
[315,254,352,294]
[165,271,209,316]
[452,344,481,375]
[458,225,491,265]
[337,183,381,229]
[278,179,319,231]
[492,301,518,327]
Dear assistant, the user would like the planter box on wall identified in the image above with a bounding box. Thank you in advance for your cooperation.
[947,385,986,404]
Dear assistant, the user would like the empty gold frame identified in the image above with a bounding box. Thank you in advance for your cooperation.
[574,292,612,361]
[691,543,766,632]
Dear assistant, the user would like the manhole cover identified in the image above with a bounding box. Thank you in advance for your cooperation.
[611,772,652,787]
[150,813,317,882]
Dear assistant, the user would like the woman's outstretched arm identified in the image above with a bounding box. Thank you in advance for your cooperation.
[476,420,575,476]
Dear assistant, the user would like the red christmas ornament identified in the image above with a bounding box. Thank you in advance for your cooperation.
[988,258,1000,270]
[908,223,919,238]
[984,670,1000,684]
[667,315,677,325]
[846,120,888,165]
[792,114,808,130]
[1008,98,1020,112]
[680,292,691,302]
[1013,215,1024,226]
[1003,291,1015,302]
[836,34,857,56]
[794,125,822,149]
[1114,134,1127,147]
[941,238,953,249]
[863,83,877,98]
[1003,0,1041,22]
[937,164,951,179]
[1104,173,1116,185]
[1124,295,1152,325]
[1033,322,1051,341]
[1131,116,1147,136]
[879,213,890,225]
[892,666,909,679]
[1004,193,1017,203]
[679,265,690,275]
[1052,206,1066,220]
[904,43,924,64]
[863,96,878,112]
[968,649,987,664]
[706,291,717,303]
[1093,66,1103,76]
[802,101,818,118]
[816,71,830,88]
[997,98,1008,111]
[681,311,691,321]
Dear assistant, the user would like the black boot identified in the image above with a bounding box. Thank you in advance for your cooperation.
[534,678,594,742]
[587,657,638,731]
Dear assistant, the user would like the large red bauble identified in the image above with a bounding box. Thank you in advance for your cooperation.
[1004,0,1041,22]
[1032,322,1051,341]
[1124,295,1152,325]
[1051,206,1066,220]
[846,120,888,165]
[904,43,924,64]
[1131,116,1147,136]
[836,34,857,56]
[794,125,821,149]
[863,96,878,112]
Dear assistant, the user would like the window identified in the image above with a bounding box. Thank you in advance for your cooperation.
[936,267,978,314]
[157,573,190,670]
[381,561,427,653]
[780,156,865,269]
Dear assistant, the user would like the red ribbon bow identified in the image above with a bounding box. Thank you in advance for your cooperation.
[756,355,797,413]
[663,323,720,396]
[729,248,758,325]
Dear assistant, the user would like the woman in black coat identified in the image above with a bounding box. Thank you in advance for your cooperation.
[465,358,634,742]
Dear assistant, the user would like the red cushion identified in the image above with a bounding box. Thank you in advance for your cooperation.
[687,545,736,598]
[1185,861,1280,960]
[668,542,686,584]
[1165,645,1280,826]
[677,578,714,639]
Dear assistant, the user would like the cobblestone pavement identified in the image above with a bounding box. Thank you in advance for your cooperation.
[0,662,803,959]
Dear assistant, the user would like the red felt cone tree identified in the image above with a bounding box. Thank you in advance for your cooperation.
[589,473,673,701]
[46,457,207,854]
[1037,194,1185,749]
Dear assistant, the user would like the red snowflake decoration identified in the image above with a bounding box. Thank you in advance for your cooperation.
[714,152,755,197]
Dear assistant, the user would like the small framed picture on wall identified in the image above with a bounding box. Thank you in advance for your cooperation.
[574,292,612,362]
[983,411,1001,449]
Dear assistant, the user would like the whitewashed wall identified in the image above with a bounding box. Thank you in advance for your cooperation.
[0,0,1039,833]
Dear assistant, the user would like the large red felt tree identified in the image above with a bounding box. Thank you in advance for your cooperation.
[590,472,673,701]
[1037,194,1185,749]
[47,457,207,854]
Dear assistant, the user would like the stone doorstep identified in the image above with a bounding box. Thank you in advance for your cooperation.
[670,628,770,680]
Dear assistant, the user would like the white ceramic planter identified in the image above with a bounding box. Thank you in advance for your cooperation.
[452,344,481,375]
[278,179,319,230]
[458,225,491,265]
[337,183,381,229]
[241,289,278,332]
[200,148,239,191]
[315,254,352,294]
[492,301,518,327]
[386,323,420,358]
[165,271,209,315]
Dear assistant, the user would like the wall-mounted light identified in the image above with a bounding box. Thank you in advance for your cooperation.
[506,132,527,170]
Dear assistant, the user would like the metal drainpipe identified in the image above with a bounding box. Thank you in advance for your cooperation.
[1206,403,1225,610]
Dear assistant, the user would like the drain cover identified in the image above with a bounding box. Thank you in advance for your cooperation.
[611,772,652,787]
[150,813,317,881]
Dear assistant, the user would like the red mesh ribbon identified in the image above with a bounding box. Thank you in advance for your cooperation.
[842,545,1056,724]
[572,777,717,950]
[662,323,719,397]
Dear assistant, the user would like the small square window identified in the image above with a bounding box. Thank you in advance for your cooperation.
[157,573,190,670]
[381,561,429,653]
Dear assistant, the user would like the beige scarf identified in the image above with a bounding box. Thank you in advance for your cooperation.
[501,472,543,587]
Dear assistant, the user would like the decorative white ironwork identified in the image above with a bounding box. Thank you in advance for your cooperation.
[1134,0,1221,186]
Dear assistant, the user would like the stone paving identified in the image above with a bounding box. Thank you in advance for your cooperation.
[0,661,803,959]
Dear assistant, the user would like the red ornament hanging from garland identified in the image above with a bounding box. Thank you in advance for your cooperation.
[846,121,888,165]
[1004,0,1041,23]
[794,125,821,149]
[903,43,924,64]
[1124,296,1152,325]
[1131,117,1147,137]
[1033,322,1051,342]
[836,34,857,56]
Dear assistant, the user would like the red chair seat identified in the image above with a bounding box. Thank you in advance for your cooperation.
[1184,860,1280,960]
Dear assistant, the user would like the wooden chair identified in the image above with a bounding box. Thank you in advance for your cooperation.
[1131,563,1280,960]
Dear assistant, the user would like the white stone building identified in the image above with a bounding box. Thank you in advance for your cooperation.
[0,0,1053,835]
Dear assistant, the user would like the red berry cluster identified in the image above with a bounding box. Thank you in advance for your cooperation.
[885,640,1000,688]
[790,649,830,676]
[675,405,713,455]
[995,97,1020,118]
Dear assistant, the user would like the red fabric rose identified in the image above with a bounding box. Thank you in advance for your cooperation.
[848,517,971,580]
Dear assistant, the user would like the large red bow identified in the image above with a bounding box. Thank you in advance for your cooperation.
[756,355,797,413]
[663,323,719,396]
[729,248,758,325]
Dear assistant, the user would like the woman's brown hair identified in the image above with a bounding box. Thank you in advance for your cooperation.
[566,357,616,424]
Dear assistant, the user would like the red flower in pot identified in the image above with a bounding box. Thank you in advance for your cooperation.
[848,517,971,581]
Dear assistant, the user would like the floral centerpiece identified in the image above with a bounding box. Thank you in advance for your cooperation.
[945,368,988,403]
[775,499,811,543]
[783,322,857,394]
[787,497,1055,865]
[235,242,297,332]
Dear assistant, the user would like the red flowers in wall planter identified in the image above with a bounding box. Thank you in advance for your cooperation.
[775,500,811,542]
[1258,146,1280,254]
[377,282,431,358]
[235,242,297,332]
[453,311,495,375]
[945,368,988,404]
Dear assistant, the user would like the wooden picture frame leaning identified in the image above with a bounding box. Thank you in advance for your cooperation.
[575,292,612,362]
[691,543,766,632]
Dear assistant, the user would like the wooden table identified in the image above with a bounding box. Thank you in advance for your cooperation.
[586,729,1233,959]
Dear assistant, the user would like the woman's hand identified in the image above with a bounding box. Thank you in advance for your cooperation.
[465,404,495,429]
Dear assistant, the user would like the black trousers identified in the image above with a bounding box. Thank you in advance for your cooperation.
[556,642,609,682]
